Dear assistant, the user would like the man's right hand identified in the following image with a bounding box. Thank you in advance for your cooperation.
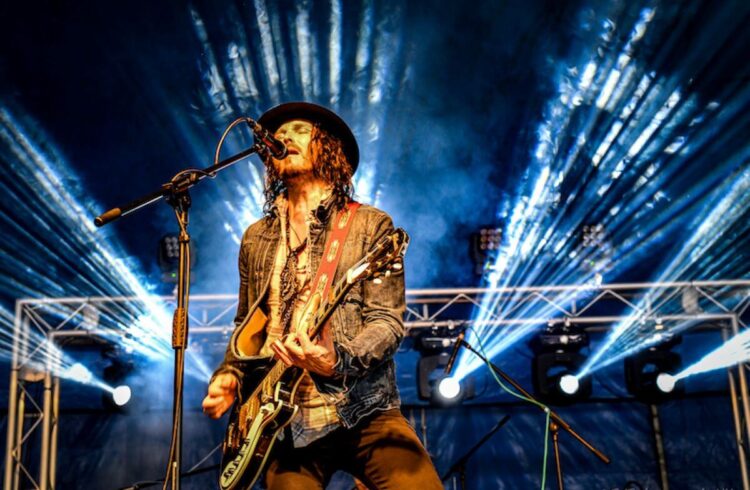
[202,373,238,419]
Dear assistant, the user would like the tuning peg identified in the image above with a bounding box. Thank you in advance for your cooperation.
[373,277,383,285]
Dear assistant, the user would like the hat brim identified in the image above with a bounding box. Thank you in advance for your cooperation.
[258,102,359,173]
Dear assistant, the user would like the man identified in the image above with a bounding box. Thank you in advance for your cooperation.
[202,102,442,489]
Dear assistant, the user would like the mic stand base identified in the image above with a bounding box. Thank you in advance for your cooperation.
[458,339,609,489]
[440,414,511,489]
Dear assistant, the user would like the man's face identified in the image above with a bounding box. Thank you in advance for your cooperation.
[272,119,314,179]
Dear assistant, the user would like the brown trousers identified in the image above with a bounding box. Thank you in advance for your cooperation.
[264,409,443,489]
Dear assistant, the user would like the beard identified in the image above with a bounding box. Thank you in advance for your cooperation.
[276,161,317,187]
[276,154,316,181]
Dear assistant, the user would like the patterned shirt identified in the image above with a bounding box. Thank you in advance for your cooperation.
[259,197,341,448]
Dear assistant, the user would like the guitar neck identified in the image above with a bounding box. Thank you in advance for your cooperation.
[261,277,353,390]
[307,277,353,341]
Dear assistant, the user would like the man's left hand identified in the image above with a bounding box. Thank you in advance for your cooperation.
[271,325,337,377]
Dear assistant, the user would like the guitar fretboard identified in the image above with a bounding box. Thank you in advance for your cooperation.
[256,278,354,396]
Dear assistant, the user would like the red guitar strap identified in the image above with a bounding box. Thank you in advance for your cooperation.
[309,201,361,303]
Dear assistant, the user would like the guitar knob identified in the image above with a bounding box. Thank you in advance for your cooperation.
[373,277,383,285]
[392,262,402,271]
[385,270,392,277]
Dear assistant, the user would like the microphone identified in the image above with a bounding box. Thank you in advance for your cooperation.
[250,121,287,159]
[443,331,465,376]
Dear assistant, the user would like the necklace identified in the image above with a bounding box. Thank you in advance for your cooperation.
[288,219,306,249]
[279,212,308,334]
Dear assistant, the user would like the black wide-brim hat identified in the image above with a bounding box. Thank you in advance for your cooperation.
[258,101,359,174]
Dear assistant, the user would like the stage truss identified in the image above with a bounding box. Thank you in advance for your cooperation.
[4,280,750,489]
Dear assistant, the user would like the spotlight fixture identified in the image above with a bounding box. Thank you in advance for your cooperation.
[112,385,132,407]
[436,376,462,401]
[559,374,580,395]
[470,226,503,275]
[581,224,607,248]
[624,335,683,403]
[417,352,475,405]
[529,320,589,353]
[416,327,474,405]
[530,322,592,404]
[580,223,612,282]
[655,373,676,393]
[158,233,196,283]
[476,227,503,251]
[102,346,135,410]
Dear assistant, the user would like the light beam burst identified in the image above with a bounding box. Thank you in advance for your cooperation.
[676,327,750,381]
[189,0,411,208]
[0,309,113,393]
[455,4,750,381]
[0,105,212,383]
[578,162,750,377]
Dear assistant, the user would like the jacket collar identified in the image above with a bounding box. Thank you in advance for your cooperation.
[270,191,338,227]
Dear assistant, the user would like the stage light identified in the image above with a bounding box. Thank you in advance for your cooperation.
[624,335,682,403]
[477,227,503,251]
[430,374,473,406]
[418,353,475,405]
[158,233,196,283]
[656,373,676,393]
[158,233,180,283]
[681,287,703,315]
[559,374,580,395]
[530,321,590,353]
[102,345,135,410]
[582,224,607,248]
[530,323,592,404]
[80,304,100,331]
[532,352,593,404]
[416,328,475,405]
[470,226,503,275]
[437,376,461,400]
[111,385,132,406]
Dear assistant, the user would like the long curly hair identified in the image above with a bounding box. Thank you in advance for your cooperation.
[262,123,354,217]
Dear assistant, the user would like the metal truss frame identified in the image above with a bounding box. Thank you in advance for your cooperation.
[5,280,750,489]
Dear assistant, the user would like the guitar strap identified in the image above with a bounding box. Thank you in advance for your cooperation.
[278,201,360,443]
[233,201,360,357]
[309,200,361,306]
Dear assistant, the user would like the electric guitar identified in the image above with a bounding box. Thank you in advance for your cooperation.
[219,228,409,490]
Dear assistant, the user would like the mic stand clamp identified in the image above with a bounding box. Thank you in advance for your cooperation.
[458,339,610,490]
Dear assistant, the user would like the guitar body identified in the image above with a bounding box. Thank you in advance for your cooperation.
[220,364,304,490]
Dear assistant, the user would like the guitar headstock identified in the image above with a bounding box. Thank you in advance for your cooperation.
[346,228,409,285]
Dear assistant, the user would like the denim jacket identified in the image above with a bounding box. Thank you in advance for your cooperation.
[212,198,405,428]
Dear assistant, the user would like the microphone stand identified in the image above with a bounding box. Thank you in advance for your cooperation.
[458,339,610,490]
[94,142,266,490]
[440,414,511,489]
